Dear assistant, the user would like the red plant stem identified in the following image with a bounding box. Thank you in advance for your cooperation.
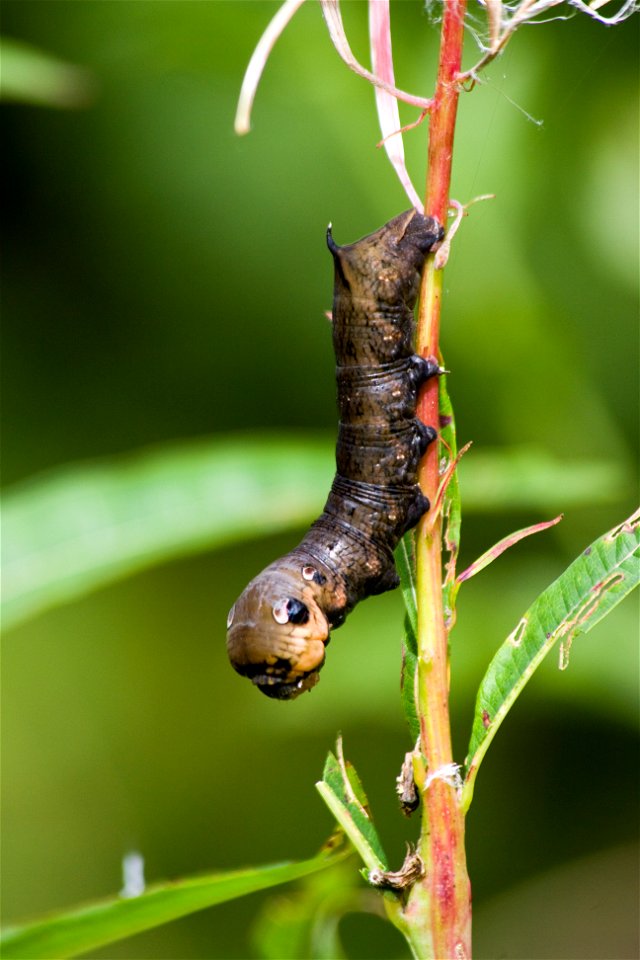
[406,2,472,958]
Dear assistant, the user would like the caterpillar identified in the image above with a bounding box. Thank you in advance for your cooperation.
[226,209,444,699]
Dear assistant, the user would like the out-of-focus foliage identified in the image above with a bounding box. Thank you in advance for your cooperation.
[3,432,627,631]
[2,2,638,958]
[251,861,362,960]
[0,36,93,108]
[1,845,348,960]
[2,435,333,631]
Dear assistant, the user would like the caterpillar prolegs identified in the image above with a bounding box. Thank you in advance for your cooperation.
[226,210,444,699]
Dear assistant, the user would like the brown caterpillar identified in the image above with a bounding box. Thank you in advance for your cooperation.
[226,210,444,699]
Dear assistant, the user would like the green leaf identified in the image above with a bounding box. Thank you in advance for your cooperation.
[395,535,417,636]
[462,508,640,811]
[2,432,629,632]
[0,37,93,108]
[396,370,461,742]
[315,742,387,874]
[396,534,420,740]
[2,434,333,632]
[0,844,347,960]
[400,613,420,743]
[439,368,463,629]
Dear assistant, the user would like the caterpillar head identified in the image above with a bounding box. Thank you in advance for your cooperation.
[226,562,331,700]
[327,209,443,308]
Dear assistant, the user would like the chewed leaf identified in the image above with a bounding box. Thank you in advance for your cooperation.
[316,742,387,873]
[461,508,640,812]
[456,515,563,585]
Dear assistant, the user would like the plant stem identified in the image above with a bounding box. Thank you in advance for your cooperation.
[404,2,472,957]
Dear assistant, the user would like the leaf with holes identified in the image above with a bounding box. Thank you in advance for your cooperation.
[462,508,640,811]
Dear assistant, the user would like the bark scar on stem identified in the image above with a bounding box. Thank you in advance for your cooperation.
[425,761,462,790]
[368,846,425,891]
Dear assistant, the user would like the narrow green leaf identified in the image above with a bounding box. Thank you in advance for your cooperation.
[316,745,387,873]
[439,370,461,567]
[398,370,460,741]
[396,533,419,740]
[439,369,463,631]
[462,508,640,811]
[0,847,347,960]
[400,613,420,743]
[395,535,417,635]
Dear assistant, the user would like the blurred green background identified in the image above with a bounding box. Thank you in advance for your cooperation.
[2,2,638,958]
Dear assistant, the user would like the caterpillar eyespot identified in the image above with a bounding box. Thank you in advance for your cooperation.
[272,600,290,625]
[226,209,444,700]
[272,597,310,625]
[285,598,310,624]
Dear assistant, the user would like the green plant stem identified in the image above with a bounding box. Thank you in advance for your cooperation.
[403,2,472,957]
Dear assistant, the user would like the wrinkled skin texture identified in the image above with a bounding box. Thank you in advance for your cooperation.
[227,210,444,699]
